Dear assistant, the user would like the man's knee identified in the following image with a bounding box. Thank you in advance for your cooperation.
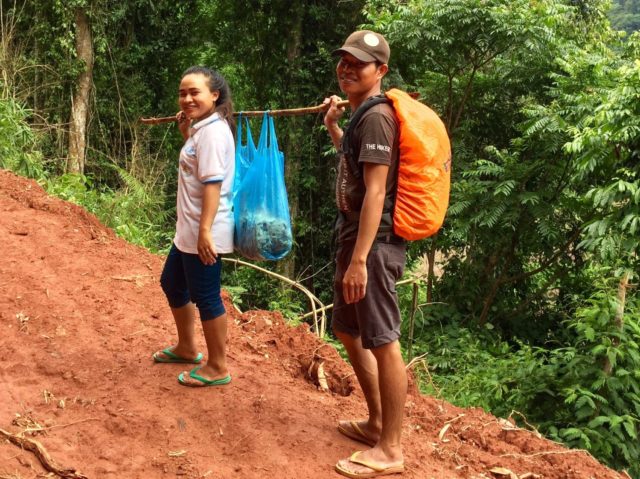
[333,325,354,343]
[333,324,363,351]
[369,339,402,360]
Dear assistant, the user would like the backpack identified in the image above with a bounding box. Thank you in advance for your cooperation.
[342,88,451,241]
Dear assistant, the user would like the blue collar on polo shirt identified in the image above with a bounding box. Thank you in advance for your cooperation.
[190,112,220,136]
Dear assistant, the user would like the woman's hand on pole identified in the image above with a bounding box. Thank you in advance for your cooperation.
[176,111,191,140]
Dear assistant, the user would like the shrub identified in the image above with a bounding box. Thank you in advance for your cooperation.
[0,98,45,179]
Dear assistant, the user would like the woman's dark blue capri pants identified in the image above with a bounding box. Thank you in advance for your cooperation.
[160,243,226,321]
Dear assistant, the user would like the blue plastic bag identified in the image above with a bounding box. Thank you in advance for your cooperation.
[233,114,257,197]
[233,113,293,261]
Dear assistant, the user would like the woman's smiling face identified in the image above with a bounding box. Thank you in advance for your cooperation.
[178,73,219,121]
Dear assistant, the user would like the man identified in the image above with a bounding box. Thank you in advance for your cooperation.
[324,30,406,478]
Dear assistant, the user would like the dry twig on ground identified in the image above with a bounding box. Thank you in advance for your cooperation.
[0,428,88,479]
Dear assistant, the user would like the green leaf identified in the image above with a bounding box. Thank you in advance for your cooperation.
[587,416,610,428]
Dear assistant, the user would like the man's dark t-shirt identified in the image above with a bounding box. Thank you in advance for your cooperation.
[335,103,399,243]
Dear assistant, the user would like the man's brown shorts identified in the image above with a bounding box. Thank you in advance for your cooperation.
[332,241,406,349]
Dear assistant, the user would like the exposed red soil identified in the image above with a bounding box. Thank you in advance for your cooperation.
[0,169,627,479]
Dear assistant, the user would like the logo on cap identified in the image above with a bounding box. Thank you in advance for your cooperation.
[364,33,380,47]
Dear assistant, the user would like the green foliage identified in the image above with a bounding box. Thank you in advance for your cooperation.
[0,98,45,179]
[45,167,172,251]
[406,306,552,413]
[610,0,640,32]
[546,284,640,474]
[223,285,247,309]
[564,38,640,268]
[414,277,640,475]
[221,262,307,323]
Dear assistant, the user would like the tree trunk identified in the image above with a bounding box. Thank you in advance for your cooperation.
[277,7,303,281]
[426,235,438,304]
[478,233,518,325]
[603,272,630,376]
[33,40,40,109]
[67,8,93,174]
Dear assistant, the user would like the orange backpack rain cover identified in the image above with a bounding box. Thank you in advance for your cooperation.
[385,89,452,240]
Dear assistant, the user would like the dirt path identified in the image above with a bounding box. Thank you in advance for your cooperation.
[0,169,625,479]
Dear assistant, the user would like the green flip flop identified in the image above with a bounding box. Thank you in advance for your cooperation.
[177,366,232,387]
[153,347,204,364]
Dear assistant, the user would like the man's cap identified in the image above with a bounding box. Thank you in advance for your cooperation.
[333,30,390,64]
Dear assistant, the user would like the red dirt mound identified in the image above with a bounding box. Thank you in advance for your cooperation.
[0,169,627,479]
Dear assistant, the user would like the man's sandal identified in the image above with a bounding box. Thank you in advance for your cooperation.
[335,451,405,478]
[337,420,377,447]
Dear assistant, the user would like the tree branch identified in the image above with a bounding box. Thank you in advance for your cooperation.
[0,428,88,479]
[498,228,582,286]
[451,65,478,132]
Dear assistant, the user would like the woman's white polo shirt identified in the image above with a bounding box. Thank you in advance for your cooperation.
[173,113,235,254]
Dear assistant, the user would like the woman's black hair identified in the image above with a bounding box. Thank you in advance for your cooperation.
[182,66,235,131]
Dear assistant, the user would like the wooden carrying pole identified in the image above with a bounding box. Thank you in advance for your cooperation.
[139,100,350,125]
[139,94,418,125]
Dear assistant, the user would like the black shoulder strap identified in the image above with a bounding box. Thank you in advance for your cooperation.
[341,95,391,180]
